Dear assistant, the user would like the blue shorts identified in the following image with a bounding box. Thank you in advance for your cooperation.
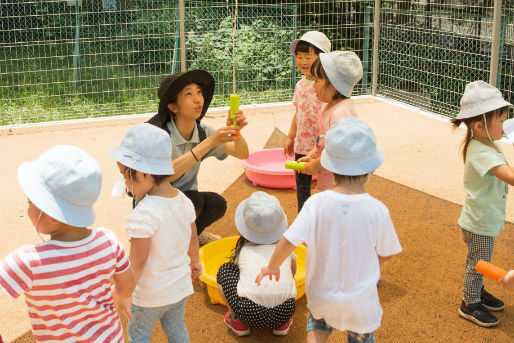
[307,312,333,334]
[306,312,375,343]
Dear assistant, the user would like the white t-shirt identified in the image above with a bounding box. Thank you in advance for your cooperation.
[126,192,196,308]
[283,190,402,333]
[236,243,297,308]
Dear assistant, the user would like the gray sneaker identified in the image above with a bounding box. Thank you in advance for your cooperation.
[458,301,499,327]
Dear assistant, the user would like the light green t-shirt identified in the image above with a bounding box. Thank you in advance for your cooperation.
[458,140,508,237]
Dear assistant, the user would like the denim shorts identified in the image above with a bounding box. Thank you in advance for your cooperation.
[306,312,333,334]
[128,297,190,343]
[306,312,375,343]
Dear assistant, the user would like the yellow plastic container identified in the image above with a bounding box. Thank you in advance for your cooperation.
[199,236,306,306]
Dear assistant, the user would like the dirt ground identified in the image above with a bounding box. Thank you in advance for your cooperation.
[1,99,514,342]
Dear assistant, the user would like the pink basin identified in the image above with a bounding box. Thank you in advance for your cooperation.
[241,148,316,189]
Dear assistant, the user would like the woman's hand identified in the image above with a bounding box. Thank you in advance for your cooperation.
[255,266,281,285]
[284,137,294,157]
[211,126,242,146]
[226,110,248,130]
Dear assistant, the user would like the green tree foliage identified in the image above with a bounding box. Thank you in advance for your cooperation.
[187,16,294,94]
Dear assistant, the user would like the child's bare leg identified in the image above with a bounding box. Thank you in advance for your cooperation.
[218,284,235,313]
[307,330,330,343]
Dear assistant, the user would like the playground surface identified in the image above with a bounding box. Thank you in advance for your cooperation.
[1,97,513,342]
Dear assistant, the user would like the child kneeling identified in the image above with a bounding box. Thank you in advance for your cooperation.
[217,191,296,337]
[256,118,402,343]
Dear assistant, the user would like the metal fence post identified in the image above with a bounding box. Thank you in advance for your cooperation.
[179,0,186,72]
[372,0,381,96]
[489,0,502,87]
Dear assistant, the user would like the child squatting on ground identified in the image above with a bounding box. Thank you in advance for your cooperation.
[451,80,513,328]
[110,123,201,343]
[0,145,136,342]
[256,117,403,343]
[297,50,362,191]
[284,30,331,212]
[216,191,296,337]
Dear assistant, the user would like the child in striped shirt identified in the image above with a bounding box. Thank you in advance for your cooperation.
[0,145,136,343]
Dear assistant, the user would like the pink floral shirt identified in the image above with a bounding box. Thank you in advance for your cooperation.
[317,98,358,190]
[292,78,325,155]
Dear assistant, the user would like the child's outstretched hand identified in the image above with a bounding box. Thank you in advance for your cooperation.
[111,284,133,319]
[301,160,322,175]
[255,266,281,286]
[191,261,202,282]
[498,270,514,291]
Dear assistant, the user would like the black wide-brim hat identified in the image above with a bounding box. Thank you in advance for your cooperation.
[156,70,215,122]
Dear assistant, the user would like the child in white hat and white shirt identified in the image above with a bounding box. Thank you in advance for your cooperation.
[285,31,331,212]
[217,191,297,337]
[256,117,402,343]
[0,145,136,343]
[450,80,513,328]
[297,50,363,191]
[110,123,201,343]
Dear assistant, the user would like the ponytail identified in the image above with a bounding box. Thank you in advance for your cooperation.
[451,118,472,163]
[229,235,249,263]
[451,106,509,163]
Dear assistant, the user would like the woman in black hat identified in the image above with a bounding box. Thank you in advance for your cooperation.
[148,70,249,245]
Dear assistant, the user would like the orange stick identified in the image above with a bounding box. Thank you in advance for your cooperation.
[475,260,507,281]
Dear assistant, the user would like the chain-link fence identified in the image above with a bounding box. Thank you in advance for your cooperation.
[0,0,372,125]
[377,0,513,117]
[0,1,512,125]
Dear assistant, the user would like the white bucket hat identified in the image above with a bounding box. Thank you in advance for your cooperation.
[110,123,174,175]
[457,80,511,119]
[17,145,102,227]
[319,51,363,97]
[290,31,331,55]
[321,117,384,176]
[234,191,287,245]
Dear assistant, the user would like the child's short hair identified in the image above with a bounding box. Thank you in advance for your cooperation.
[123,166,170,185]
[311,59,348,101]
[333,173,368,185]
[295,40,323,56]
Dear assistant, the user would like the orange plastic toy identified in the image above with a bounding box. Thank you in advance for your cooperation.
[475,260,507,281]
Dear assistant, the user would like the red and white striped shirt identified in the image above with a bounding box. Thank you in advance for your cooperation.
[0,228,130,343]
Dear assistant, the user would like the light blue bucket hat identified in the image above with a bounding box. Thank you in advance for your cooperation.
[235,191,287,245]
[110,123,174,175]
[319,51,363,97]
[17,145,102,227]
[321,117,384,176]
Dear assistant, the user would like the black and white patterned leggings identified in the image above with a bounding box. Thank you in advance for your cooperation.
[462,229,495,304]
[216,262,295,329]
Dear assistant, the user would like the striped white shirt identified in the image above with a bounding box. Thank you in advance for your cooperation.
[0,228,130,343]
